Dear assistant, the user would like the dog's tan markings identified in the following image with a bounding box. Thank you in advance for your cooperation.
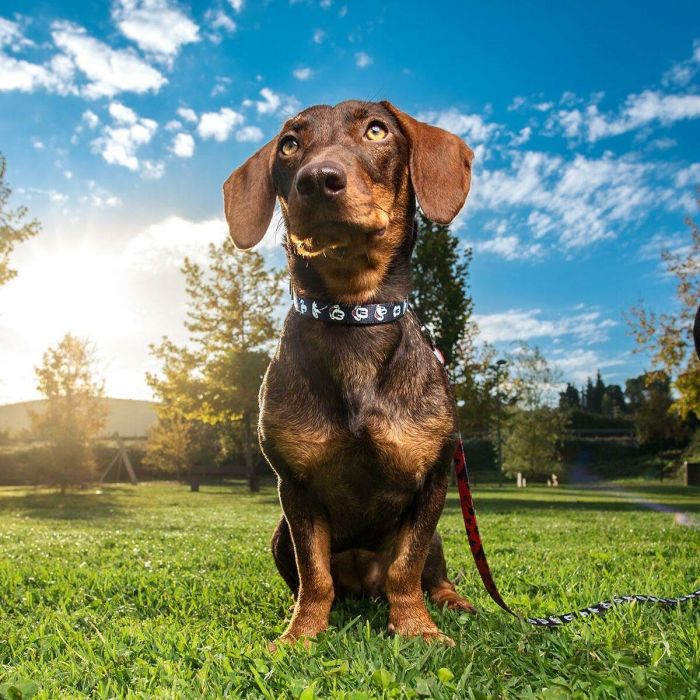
[274,517,334,647]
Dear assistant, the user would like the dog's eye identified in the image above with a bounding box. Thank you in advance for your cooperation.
[279,136,299,156]
[365,122,388,141]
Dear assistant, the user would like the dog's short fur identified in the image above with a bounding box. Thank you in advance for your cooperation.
[223,101,475,645]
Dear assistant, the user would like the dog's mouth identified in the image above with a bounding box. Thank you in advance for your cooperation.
[289,219,387,259]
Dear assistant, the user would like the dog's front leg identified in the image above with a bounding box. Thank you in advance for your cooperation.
[386,468,453,644]
[273,478,334,647]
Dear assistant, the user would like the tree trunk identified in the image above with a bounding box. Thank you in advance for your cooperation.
[242,410,259,492]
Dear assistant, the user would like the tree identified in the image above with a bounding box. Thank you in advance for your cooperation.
[144,340,219,480]
[147,241,285,491]
[502,344,567,478]
[30,334,107,492]
[627,203,700,419]
[410,212,476,374]
[1,154,40,286]
[626,372,684,448]
[558,383,580,410]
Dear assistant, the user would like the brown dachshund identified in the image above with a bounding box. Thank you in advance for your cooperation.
[223,100,475,646]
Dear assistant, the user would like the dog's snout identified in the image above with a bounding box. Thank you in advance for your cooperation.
[295,160,347,198]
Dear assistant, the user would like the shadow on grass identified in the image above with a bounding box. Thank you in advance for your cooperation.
[443,490,700,514]
[0,487,126,521]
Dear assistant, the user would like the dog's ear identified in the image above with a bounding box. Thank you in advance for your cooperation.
[222,139,277,249]
[381,101,474,224]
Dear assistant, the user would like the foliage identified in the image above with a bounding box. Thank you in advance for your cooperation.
[627,203,700,418]
[503,344,567,476]
[628,372,686,448]
[0,481,697,698]
[147,242,285,490]
[29,334,107,492]
[410,212,476,375]
[0,154,40,287]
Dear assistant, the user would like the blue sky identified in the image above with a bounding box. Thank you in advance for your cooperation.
[0,0,699,403]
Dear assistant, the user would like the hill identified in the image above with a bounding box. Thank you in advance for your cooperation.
[0,398,158,438]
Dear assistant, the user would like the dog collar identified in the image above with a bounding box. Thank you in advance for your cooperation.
[292,291,409,325]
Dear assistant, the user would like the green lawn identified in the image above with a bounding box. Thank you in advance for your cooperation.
[0,481,698,699]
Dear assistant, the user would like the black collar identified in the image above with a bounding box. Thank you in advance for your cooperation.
[292,290,409,325]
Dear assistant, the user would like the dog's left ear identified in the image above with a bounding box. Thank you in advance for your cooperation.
[222,139,277,249]
[381,101,474,224]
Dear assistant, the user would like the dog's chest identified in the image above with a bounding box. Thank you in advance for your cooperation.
[263,362,453,488]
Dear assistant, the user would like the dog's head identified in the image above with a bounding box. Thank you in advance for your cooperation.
[223,100,473,296]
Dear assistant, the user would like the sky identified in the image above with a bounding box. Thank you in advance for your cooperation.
[0,0,699,404]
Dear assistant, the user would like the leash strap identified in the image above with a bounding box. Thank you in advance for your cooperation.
[423,323,700,626]
[292,291,409,326]
[452,432,699,625]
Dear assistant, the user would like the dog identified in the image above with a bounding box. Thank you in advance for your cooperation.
[223,100,476,646]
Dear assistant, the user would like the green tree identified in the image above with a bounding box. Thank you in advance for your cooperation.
[30,334,107,492]
[626,372,684,448]
[148,241,285,491]
[144,340,218,480]
[1,154,40,287]
[627,204,700,419]
[558,383,581,410]
[410,212,475,374]
[502,344,567,478]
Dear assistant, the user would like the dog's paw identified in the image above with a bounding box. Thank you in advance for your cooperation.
[387,622,455,646]
[430,587,477,615]
[268,633,312,652]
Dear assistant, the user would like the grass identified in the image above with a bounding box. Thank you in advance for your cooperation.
[0,481,698,699]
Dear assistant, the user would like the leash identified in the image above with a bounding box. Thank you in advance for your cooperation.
[290,293,700,626]
[423,320,700,627]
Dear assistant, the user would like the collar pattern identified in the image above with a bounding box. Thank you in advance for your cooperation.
[292,291,409,325]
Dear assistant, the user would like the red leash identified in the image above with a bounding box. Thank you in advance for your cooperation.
[427,332,699,626]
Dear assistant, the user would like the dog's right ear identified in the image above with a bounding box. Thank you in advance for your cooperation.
[381,101,473,225]
[222,139,277,250]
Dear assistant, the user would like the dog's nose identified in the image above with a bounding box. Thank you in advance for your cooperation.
[295,160,347,198]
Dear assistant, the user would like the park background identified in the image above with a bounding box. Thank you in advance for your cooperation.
[0,1,699,698]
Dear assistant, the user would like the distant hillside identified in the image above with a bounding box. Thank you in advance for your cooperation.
[0,398,158,438]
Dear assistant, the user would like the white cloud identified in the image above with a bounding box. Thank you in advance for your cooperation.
[0,17,34,51]
[165,119,182,131]
[170,132,195,158]
[205,9,237,39]
[92,106,158,172]
[313,28,325,44]
[31,137,44,150]
[675,163,700,188]
[355,51,372,68]
[123,215,227,270]
[475,308,616,345]
[141,159,165,179]
[471,151,655,249]
[293,66,313,80]
[252,87,300,117]
[552,90,700,143]
[197,107,244,141]
[82,109,100,128]
[112,0,199,66]
[0,51,75,94]
[417,108,498,144]
[176,106,197,122]
[472,234,543,261]
[109,101,138,124]
[549,348,626,384]
[235,125,264,142]
[228,0,244,12]
[51,21,166,98]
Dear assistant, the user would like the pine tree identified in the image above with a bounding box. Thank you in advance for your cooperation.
[410,212,476,375]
